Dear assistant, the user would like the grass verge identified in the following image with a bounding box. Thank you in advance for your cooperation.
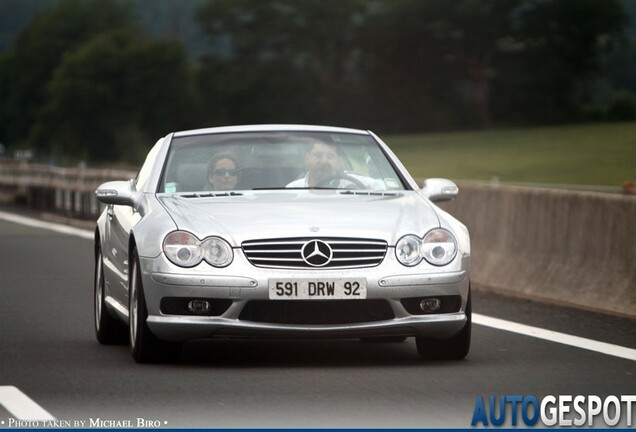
[384,121,636,186]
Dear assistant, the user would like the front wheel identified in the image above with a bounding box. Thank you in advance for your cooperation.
[94,246,127,344]
[129,248,181,363]
[416,289,471,361]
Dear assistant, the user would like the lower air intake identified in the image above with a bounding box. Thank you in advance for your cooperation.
[239,300,394,325]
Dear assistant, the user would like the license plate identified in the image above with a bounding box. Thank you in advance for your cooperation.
[268,279,367,300]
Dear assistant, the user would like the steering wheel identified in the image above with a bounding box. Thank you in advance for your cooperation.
[314,173,367,189]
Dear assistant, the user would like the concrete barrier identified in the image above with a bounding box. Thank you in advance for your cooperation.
[441,183,636,318]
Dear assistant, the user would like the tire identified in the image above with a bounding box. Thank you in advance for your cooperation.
[129,248,181,363]
[416,289,471,361]
[94,246,127,344]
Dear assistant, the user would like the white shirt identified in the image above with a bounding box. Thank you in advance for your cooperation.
[286,172,386,190]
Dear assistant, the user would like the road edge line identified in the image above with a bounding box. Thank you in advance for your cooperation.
[0,386,55,421]
[473,313,636,361]
[0,210,93,239]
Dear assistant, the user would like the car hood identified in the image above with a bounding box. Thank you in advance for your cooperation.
[157,190,440,246]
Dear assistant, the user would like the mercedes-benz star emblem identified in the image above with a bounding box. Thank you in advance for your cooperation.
[301,240,333,267]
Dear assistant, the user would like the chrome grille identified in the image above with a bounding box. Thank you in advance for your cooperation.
[242,237,388,269]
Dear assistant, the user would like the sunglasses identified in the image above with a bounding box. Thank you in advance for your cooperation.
[213,168,240,176]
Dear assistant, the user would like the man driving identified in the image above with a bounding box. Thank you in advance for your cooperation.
[286,140,385,189]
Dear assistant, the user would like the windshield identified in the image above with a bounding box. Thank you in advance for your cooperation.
[159,131,407,193]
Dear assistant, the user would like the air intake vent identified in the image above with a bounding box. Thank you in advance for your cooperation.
[179,192,243,198]
[242,237,388,269]
[338,191,399,197]
[239,300,394,324]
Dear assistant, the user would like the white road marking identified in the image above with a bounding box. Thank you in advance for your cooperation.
[474,313,636,362]
[0,386,55,420]
[0,210,93,240]
[1,210,634,362]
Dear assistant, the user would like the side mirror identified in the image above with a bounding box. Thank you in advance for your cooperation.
[421,178,459,202]
[95,180,139,207]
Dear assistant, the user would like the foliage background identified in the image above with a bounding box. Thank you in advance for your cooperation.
[0,0,635,167]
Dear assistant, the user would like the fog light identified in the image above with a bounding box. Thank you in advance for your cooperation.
[187,299,211,314]
[420,298,441,313]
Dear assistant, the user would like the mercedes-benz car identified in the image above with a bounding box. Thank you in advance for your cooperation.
[94,124,471,363]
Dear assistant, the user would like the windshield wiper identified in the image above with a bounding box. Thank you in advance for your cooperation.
[251,187,287,190]
[251,187,339,190]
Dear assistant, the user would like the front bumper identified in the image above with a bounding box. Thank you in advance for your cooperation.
[139,251,470,342]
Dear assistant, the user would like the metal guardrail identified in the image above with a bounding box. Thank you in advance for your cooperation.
[0,160,135,218]
[2,159,634,219]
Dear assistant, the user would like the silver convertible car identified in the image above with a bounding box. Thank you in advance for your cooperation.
[94,124,471,363]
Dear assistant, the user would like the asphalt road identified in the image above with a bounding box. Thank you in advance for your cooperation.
[0,216,634,428]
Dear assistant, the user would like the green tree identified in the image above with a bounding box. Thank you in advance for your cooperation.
[360,0,525,131]
[31,29,194,162]
[195,0,371,126]
[0,0,134,149]
[194,0,629,131]
[362,0,628,130]
[494,0,629,124]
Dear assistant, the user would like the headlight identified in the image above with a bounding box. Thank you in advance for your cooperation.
[395,229,458,267]
[163,231,203,267]
[163,232,235,268]
[396,235,422,266]
[202,237,233,267]
[421,228,457,266]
